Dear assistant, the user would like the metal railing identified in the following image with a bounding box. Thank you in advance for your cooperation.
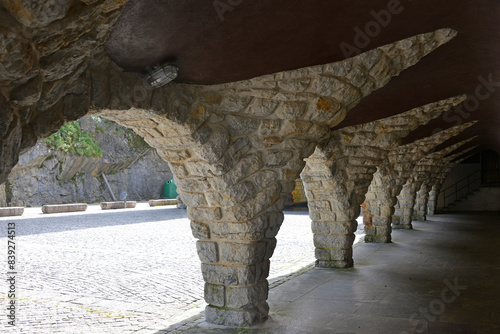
[440,170,481,208]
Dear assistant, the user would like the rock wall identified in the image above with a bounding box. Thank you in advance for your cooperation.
[0,0,129,184]
[2,116,173,207]
[0,183,5,206]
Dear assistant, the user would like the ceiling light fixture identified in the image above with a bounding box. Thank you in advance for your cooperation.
[145,63,178,88]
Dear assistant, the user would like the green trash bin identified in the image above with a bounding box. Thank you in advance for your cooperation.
[162,179,178,199]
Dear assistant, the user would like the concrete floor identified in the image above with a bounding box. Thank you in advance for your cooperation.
[181,213,500,333]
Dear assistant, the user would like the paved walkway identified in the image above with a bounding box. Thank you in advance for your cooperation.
[182,212,500,334]
[0,203,365,333]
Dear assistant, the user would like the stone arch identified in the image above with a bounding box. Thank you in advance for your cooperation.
[302,95,465,267]
[365,123,476,241]
[88,29,459,326]
[394,136,476,228]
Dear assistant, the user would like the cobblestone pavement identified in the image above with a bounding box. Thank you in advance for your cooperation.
[0,203,365,333]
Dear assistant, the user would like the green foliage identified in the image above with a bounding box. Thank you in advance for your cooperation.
[45,121,102,158]
[95,126,105,133]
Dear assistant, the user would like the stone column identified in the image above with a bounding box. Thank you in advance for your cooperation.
[413,182,430,220]
[302,149,379,268]
[103,104,324,325]
[394,135,477,228]
[427,168,457,215]
[302,95,466,266]
[103,96,331,325]
[364,122,476,241]
[92,28,461,327]
[427,183,441,215]
[175,149,299,325]
[427,165,456,214]
[364,166,399,243]
[393,179,420,229]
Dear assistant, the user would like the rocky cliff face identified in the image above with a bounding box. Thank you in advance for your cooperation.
[2,116,173,207]
[0,0,129,184]
[0,183,5,206]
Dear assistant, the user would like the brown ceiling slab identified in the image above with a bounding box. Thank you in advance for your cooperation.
[106,0,500,153]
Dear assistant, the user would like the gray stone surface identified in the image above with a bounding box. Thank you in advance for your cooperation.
[3,116,173,207]
[0,0,128,184]
[0,204,365,333]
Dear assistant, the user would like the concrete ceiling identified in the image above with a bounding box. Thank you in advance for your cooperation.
[106,0,500,154]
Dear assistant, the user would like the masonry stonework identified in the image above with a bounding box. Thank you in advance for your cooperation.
[394,179,421,227]
[0,1,491,330]
[413,182,431,220]
[426,163,460,215]
[392,133,476,229]
[89,30,458,325]
[420,147,477,215]
[364,122,475,242]
[302,96,464,267]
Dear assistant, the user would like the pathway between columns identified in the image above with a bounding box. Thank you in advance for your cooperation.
[183,212,500,333]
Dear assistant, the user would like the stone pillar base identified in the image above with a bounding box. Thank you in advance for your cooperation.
[365,234,392,243]
[312,230,356,269]
[205,302,269,327]
[392,215,413,230]
[316,259,353,269]
[392,224,412,230]
[412,214,426,221]
[364,224,392,243]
